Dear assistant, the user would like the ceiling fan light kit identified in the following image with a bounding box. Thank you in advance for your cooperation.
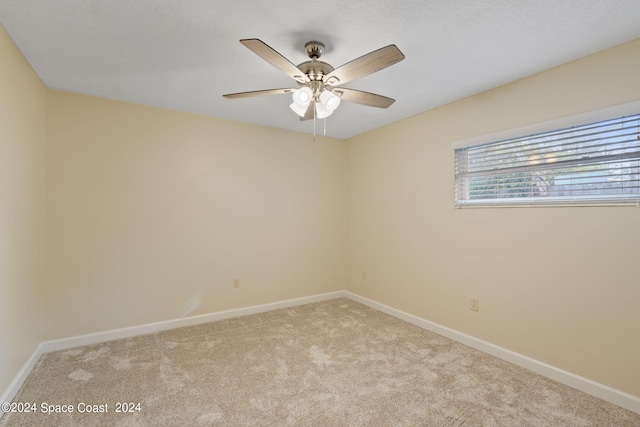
[289,86,341,119]
[223,38,405,129]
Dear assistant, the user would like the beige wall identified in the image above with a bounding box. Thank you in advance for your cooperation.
[347,38,640,397]
[0,26,46,393]
[44,91,347,339]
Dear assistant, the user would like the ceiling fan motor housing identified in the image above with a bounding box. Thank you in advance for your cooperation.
[297,60,334,82]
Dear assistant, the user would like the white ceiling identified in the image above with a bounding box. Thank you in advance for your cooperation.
[1,1,639,139]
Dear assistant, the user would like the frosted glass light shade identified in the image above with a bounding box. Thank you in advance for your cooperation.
[315,102,333,119]
[290,102,309,117]
[292,87,313,106]
[320,91,340,111]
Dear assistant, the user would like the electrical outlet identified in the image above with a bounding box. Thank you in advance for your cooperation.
[470,297,479,312]
[362,271,367,280]
[233,277,240,288]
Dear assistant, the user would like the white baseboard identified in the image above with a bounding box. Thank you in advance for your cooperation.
[40,290,347,353]
[345,291,640,415]
[4,290,638,416]
[2,290,347,403]
[0,342,46,405]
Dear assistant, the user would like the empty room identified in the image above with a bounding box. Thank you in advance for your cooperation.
[1,1,639,425]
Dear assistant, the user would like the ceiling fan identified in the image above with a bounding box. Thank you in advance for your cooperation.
[223,39,405,121]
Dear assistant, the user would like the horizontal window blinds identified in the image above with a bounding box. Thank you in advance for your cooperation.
[455,113,640,207]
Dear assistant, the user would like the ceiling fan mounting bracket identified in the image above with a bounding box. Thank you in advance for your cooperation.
[304,41,324,59]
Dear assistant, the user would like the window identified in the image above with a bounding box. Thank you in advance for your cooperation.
[453,104,640,208]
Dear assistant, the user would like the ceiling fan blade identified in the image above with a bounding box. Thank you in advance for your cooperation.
[240,39,310,84]
[331,88,396,108]
[300,102,316,121]
[323,45,405,86]
[223,88,296,99]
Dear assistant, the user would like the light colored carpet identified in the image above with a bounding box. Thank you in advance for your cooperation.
[1,298,639,426]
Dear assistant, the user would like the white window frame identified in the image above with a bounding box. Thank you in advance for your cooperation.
[452,100,640,208]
